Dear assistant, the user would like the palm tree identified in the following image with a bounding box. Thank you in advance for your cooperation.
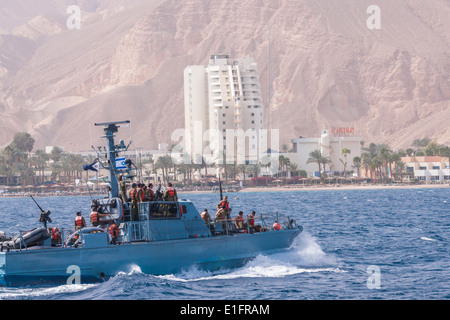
[289,163,300,177]
[155,155,173,185]
[278,155,290,183]
[307,150,330,182]
[247,164,260,181]
[33,150,49,184]
[237,164,248,183]
[49,146,64,163]
[340,148,351,178]
[379,147,392,181]
[353,156,361,177]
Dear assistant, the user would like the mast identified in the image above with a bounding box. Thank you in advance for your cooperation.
[95,120,130,198]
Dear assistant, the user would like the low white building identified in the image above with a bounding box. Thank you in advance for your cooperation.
[286,129,362,177]
[402,156,450,182]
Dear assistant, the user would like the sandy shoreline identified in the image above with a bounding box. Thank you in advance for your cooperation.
[178,183,450,195]
[234,183,450,194]
[1,183,448,199]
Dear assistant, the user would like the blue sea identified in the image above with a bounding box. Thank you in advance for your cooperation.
[0,188,449,302]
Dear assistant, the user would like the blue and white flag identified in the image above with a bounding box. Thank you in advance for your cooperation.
[116,157,126,170]
[83,161,99,172]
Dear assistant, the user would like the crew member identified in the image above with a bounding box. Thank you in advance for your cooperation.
[234,211,245,231]
[118,174,128,203]
[215,196,230,232]
[137,183,146,202]
[129,183,139,221]
[163,182,178,201]
[247,211,261,233]
[201,209,211,226]
[109,222,120,245]
[146,183,155,201]
[90,206,102,227]
[49,227,61,246]
[74,211,86,231]
[216,196,230,216]
[273,221,281,231]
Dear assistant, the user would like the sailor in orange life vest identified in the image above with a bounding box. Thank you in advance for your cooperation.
[273,221,281,231]
[201,209,211,226]
[89,205,102,227]
[49,227,61,246]
[109,222,120,245]
[234,211,245,231]
[216,196,230,231]
[247,211,262,232]
[74,211,86,231]
[163,182,178,201]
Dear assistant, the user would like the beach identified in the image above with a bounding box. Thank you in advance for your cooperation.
[238,183,450,193]
[1,183,448,198]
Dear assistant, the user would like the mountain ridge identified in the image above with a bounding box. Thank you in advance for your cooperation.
[0,0,449,152]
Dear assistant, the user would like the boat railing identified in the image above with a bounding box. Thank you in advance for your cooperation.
[17,231,28,251]
[121,219,152,243]
[208,213,297,236]
[120,201,185,243]
[208,214,266,235]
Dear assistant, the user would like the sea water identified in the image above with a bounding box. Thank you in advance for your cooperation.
[0,188,449,301]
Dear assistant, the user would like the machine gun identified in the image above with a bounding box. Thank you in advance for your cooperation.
[30,195,52,228]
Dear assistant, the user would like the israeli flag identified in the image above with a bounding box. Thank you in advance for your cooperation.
[83,161,99,172]
[116,157,126,170]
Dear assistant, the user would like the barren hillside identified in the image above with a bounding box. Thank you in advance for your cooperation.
[0,0,449,151]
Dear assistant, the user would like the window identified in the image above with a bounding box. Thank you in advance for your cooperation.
[419,166,427,170]
[432,166,440,170]
[407,167,414,173]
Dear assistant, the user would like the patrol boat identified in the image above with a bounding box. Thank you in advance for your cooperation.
[0,121,302,287]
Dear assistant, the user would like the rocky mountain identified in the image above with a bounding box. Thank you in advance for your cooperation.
[0,0,449,152]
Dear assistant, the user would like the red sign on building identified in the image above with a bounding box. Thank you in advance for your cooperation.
[331,127,355,135]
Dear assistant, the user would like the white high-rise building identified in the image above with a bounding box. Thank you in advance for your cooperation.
[184,54,265,165]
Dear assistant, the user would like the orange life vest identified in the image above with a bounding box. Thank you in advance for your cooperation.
[130,188,138,200]
[201,212,210,222]
[273,222,281,231]
[218,201,229,211]
[75,216,84,227]
[109,224,119,237]
[248,214,255,226]
[90,211,99,223]
[51,228,60,240]
[167,187,175,196]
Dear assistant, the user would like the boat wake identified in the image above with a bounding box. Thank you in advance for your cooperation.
[0,283,96,300]
[160,232,344,282]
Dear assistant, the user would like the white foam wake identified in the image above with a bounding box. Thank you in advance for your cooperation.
[0,283,96,300]
[160,232,344,282]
